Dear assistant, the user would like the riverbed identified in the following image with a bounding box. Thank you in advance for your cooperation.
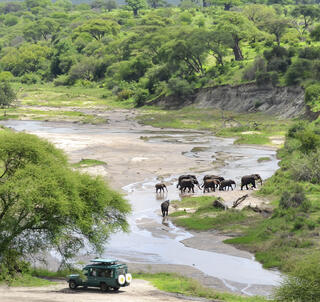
[0,109,281,297]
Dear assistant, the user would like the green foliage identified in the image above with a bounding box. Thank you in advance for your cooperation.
[305,84,320,112]
[0,131,131,273]
[275,253,320,302]
[0,81,16,108]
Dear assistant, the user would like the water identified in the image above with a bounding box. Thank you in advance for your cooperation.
[0,119,281,295]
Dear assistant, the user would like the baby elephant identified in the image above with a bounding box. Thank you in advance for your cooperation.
[219,179,236,191]
[155,183,168,193]
[161,200,170,217]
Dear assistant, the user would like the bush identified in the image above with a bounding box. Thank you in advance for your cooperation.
[285,59,312,85]
[255,71,278,87]
[279,186,307,210]
[310,24,320,41]
[0,71,14,82]
[20,73,40,84]
[242,57,266,81]
[167,77,193,96]
[53,74,70,86]
[298,47,320,60]
[305,84,320,112]
[275,253,320,302]
[133,87,149,107]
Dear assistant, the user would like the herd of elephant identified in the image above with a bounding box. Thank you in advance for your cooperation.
[155,173,263,194]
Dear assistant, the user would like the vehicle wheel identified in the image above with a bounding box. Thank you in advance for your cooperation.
[69,280,77,290]
[112,287,120,291]
[100,282,108,292]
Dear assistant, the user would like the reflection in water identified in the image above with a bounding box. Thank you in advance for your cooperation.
[0,120,281,295]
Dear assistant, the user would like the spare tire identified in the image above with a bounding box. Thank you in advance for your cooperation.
[118,274,126,285]
[125,273,132,284]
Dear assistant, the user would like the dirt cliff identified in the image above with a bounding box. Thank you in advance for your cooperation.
[153,83,306,118]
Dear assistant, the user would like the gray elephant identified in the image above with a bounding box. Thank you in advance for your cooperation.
[219,179,236,191]
[155,183,167,194]
[161,200,170,217]
[202,178,220,193]
[241,174,263,190]
[179,178,196,193]
[177,175,200,190]
[203,175,225,182]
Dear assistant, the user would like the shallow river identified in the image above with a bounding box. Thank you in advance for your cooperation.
[1,119,281,296]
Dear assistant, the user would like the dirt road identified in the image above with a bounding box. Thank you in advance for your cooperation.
[0,280,209,302]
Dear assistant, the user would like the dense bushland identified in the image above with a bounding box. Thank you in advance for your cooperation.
[0,1,319,107]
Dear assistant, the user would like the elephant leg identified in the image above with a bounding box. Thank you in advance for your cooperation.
[246,184,249,190]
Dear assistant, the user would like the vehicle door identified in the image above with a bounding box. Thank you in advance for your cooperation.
[96,268,114,287]
[87,268,99,287]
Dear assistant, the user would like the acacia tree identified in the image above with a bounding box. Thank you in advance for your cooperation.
[76,19,120,40]
[216,13,259,61]
[291,5,320,34]
[0,132,131,271]
[126,0,147,16]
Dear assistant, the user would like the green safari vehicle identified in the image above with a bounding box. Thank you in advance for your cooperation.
[67,258,132,292]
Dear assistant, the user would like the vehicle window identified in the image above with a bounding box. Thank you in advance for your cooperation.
[91,268,97,277]
[83,268,88,276]
[117,268,125,275]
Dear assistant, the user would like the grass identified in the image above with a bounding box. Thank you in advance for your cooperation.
[133,272,268,302]
[0,274,56,287]
[71,158,107,168]
[14,83,135,109]
[170,196,262,232]
[258,157,271,162]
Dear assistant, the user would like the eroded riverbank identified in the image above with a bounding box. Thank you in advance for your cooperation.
[0,109,281,296]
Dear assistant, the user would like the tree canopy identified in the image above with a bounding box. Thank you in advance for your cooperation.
[0,131,131,268]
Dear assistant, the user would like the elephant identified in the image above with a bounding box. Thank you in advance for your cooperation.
[177,175,201,190]
[161,200,170,217]
[203,175,224,189]
[179,178,196,193]
[241,174,263,190]
[155,183,168,194]
[219,179,236,191]
[203,175,225,183]
[202,179,220,193]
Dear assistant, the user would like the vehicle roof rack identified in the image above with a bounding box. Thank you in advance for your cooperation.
[90,258,118,264]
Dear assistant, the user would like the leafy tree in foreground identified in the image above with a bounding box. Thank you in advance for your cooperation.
[0,82,16,108]
[0,132,131,272]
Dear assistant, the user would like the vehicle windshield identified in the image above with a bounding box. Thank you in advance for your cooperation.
[116,268,126,275]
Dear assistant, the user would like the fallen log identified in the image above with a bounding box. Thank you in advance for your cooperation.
[232,194,249,208]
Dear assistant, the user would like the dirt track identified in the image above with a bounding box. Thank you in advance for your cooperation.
[0,280,210,302]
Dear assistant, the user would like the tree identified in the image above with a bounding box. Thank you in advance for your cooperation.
[264,17,290,46]
[0,132,131,270]
[76,19,120,40]
[216,13,259,61]
[0,82,16,108]
[243,4,276,28]
[210,0,241,11]
[291,5,320,34]
[126,0,147,16]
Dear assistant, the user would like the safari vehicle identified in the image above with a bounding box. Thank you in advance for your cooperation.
[67,258,132,292]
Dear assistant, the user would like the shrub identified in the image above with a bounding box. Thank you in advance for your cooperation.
[305,84,320,112]
[275,253,320,302]
[298,47,320,60]
[53,74,70,86]
[133,87,149,107]
[285,59,312,85]
[310,24,320,41]
[242,57,266,81]
[279,186,307,209]
[167,77,193,96]
[0,71,14,82]
[20,73,40,84]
